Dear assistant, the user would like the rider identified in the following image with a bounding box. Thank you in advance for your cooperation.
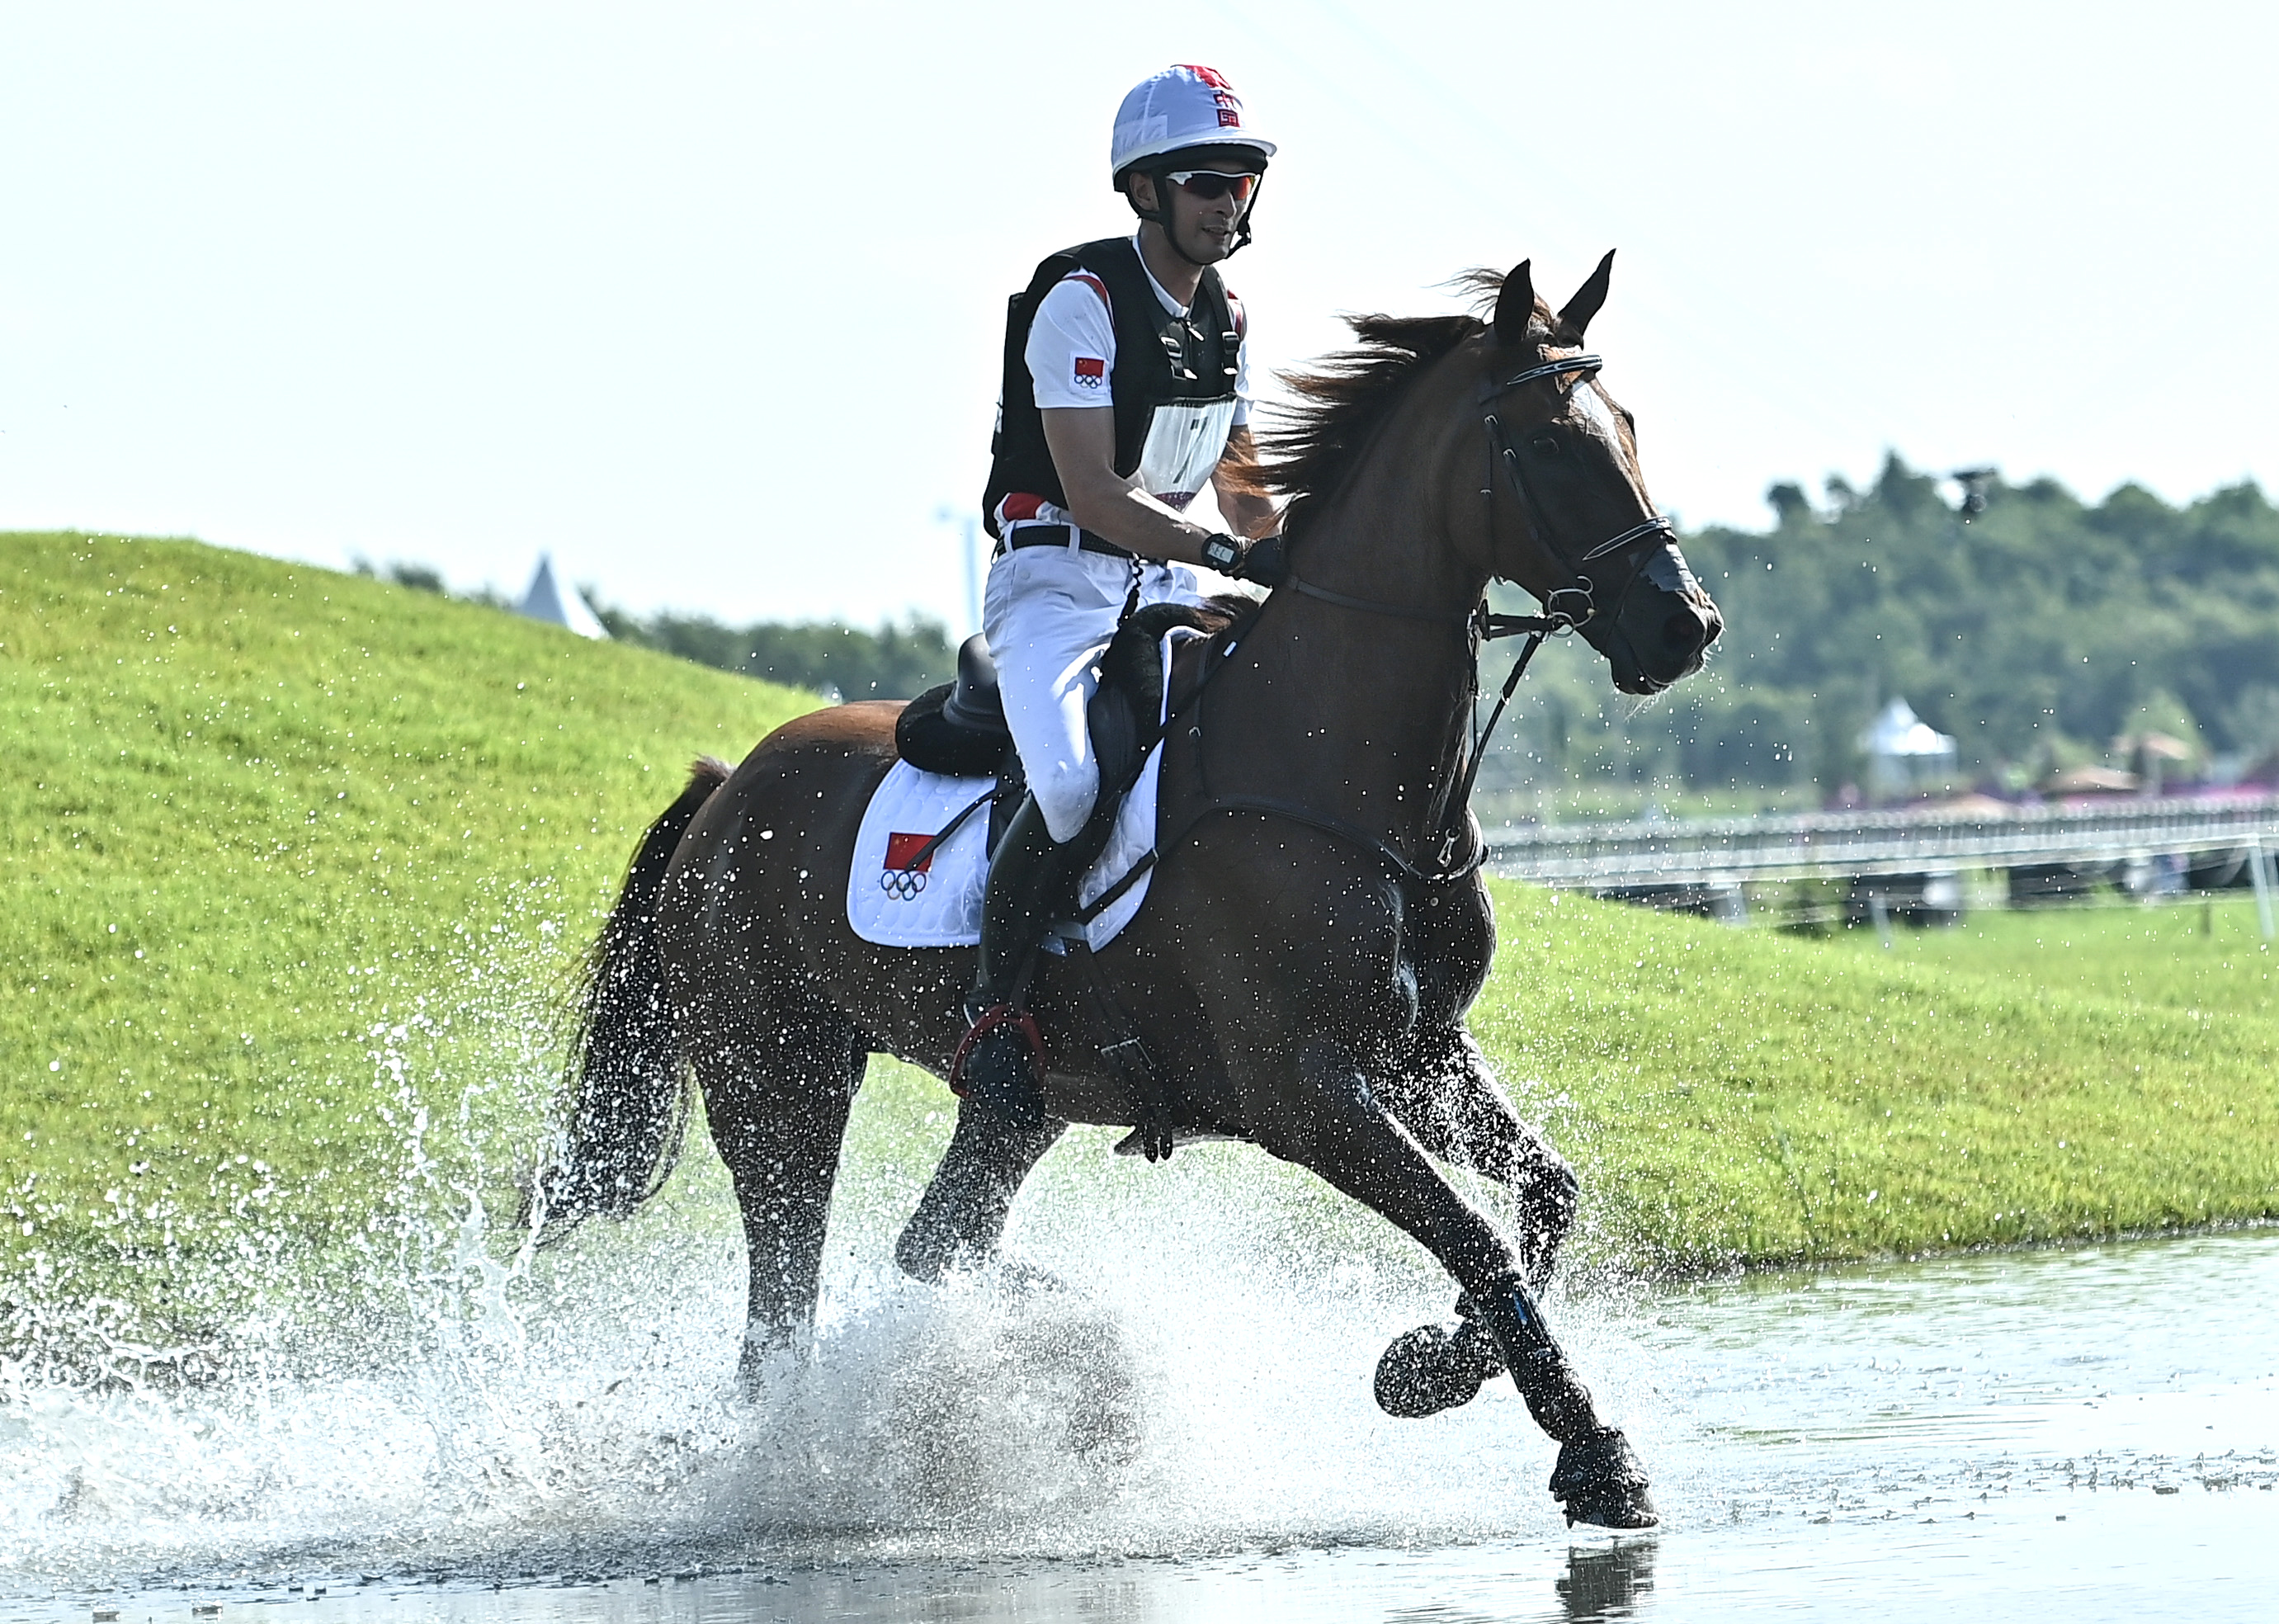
[956,64,1284,1121]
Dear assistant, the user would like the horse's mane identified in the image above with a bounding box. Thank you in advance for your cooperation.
[1241,269,1509,531]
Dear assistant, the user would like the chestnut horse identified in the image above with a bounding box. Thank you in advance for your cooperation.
[536,256,1720,1527]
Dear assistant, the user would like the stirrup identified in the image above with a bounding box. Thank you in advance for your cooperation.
[950,1003,1047,1122]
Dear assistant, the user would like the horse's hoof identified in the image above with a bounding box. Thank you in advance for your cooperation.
[1374,1319,1507,1418]
[1549,1427,1659,1529]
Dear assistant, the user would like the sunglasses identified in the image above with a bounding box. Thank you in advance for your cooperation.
[1166,169,1260,204]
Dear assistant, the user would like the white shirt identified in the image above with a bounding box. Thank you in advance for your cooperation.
[1016,235,1251,515]
[1025,234,1252,419]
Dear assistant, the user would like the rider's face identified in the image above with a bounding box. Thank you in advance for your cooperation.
[1135,170,1246,263]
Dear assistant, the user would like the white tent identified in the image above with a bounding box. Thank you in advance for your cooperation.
[1859,697,1956,798]
[517,554,609,639]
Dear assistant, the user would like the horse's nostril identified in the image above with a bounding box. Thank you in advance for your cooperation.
[1662,609,1710,658]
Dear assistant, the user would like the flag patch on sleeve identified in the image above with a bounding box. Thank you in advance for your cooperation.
[1073,356,1106,388]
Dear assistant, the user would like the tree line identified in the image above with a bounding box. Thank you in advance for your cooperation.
[370,456,2279,803]
[1478,456,2279,805]
[354,559,958,703]
[589,605,954,703]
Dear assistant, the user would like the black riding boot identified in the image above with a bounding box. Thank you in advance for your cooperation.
[957,793,1068,1127]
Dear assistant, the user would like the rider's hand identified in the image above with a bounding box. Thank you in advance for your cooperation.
[1201,531,1287,585]
[1234,531,1288,587]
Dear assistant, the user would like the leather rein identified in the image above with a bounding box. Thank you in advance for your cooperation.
[1267,347,1676,880]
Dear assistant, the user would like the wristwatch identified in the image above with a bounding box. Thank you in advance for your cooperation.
[1201,531,1247,574]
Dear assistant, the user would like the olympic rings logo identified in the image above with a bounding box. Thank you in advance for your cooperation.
[881,867,929,901]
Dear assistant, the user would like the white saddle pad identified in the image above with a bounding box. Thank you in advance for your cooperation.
[847,629,1196,953]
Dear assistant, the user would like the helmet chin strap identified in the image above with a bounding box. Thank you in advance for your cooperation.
[1130,170,1263,265]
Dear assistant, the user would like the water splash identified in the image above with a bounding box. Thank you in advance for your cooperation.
[2,1129,1659,1594]
[2,878,1677,1597]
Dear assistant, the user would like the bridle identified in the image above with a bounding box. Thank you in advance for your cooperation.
[1275,343,1678,873]
[1479,348,1677,630]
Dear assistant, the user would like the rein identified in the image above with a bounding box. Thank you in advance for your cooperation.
[1100,342,1679,898]
[1257,345,1677,879]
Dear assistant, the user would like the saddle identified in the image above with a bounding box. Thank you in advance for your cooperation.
[893,600,1247,1163]
[894,602,1223,871]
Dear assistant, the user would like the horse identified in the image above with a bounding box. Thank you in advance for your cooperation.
[532,254,1722,1529]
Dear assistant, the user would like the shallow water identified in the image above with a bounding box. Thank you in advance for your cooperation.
[5,1165,2275,1620]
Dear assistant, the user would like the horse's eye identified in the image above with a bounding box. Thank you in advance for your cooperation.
[1528,433,1562,457]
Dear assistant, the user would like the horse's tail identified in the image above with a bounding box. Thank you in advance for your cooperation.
[522,755,731,1240]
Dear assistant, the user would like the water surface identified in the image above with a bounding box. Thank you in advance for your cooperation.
[6,1194,2273,1621]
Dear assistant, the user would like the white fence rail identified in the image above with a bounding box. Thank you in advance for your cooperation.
[1484,794,2279,934]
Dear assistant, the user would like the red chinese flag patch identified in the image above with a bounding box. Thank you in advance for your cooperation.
[885,831,936,873]
[1073,356,1106,387]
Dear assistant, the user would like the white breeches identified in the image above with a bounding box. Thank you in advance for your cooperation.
[982,541,1211,843]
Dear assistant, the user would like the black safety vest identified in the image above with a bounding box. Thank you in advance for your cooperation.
[980,236,1241,540]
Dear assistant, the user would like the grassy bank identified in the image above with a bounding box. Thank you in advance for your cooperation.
[1473,888,2277,1270]
[2,531,814,1304]
[5,529,2274,1340]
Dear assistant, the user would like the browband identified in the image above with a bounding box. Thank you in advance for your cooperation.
[1492,352,1604,394]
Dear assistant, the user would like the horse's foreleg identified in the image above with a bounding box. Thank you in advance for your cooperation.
[1382,1024,1577,1292]
[894,1097,1067,1282]
[1253,1031,1655,1529]
[687,980,866,1387]
[1374,1027,1581,1423]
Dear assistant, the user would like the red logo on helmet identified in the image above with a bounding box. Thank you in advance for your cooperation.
[1216,98,1242,128]
[1073,356,1106,388]
[1180,64,1232,89]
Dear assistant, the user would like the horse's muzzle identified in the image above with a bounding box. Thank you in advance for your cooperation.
[1592,547,1722,694]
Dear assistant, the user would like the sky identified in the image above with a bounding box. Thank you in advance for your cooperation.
[5,1,2275,636]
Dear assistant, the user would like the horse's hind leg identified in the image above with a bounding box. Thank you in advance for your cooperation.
[894,1098,1065,1283]
[684,975,866,1386]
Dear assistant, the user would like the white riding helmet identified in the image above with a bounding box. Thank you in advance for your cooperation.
[1109,64,1276,188]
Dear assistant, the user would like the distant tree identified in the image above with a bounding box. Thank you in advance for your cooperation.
[2227,685,2279,758]
[349,556,448,594]
[1472,457,2279,808]
[1674,460,2279,788]
[1765,482,1812,527]
[592,602,954,701]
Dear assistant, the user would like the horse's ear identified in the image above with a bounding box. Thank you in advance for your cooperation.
[1493,260,1536,348]
[1558,249,1616,339]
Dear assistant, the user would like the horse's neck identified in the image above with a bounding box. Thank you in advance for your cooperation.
[1212,457,1487,856]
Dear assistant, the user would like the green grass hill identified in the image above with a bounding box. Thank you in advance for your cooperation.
[1475,887,2277,1271]
[2,531,814,1313]
[3,530,2274,1349]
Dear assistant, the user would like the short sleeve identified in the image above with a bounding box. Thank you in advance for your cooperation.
[1025,272,1119,411]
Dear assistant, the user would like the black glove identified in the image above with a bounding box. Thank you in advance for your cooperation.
[1201,531,1289,586]
[1238,531,1288,587]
